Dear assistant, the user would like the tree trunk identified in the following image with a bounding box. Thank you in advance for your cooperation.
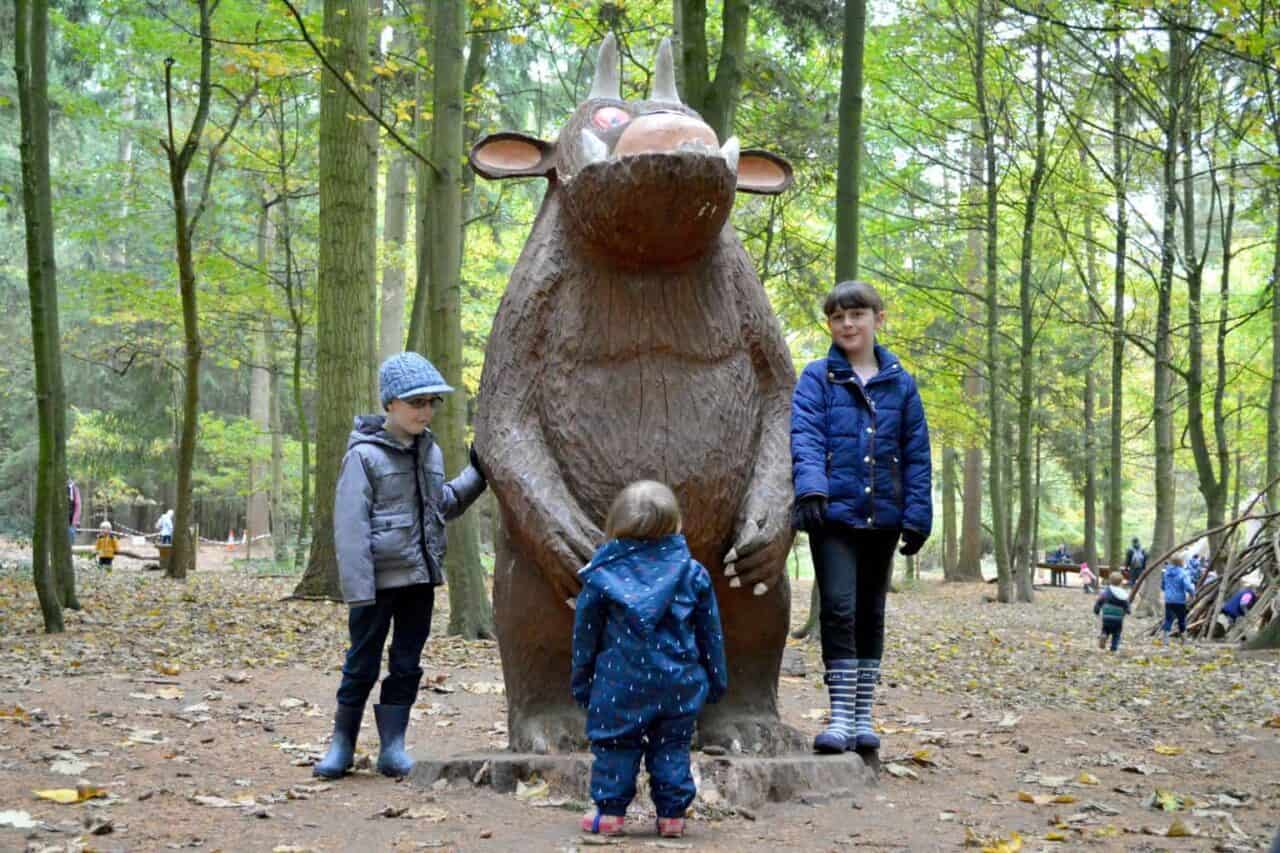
[942,447,958,577]
[675,0,749,141]
[294,0,374,599]
[975,0,1009,602]
[834,0,865,280]
[15,0,66,631]
[162,0,217,581]
[429,0,493,638]
[379,154,411,360]
[248,204,274,544]
[1011,34,1046,604]
[1107,39,1129,584]
[1081,146,1101,573]
[956,125,984,583]
[1152,17,1184,562]
[270,333,287,563]
[406,0,434,356]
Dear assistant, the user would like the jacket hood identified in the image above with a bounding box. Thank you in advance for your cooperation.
[1106,585,1129,601]
[347,414,431,452]
[825,343,902,379]
[581,534,694,639]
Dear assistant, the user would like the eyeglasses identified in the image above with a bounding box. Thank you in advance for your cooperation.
[402,396,443,409]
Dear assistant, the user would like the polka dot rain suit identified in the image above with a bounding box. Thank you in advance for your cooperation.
[571,534,728,819]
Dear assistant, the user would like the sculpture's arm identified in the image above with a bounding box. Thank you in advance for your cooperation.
[722,264,796,594]
[475,237,602,605]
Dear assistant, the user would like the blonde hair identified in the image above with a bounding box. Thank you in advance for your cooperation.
[605,481,682,540]
[1108,571,1124,585]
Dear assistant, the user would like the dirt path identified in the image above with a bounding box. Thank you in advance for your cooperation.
[1,554,1278,851]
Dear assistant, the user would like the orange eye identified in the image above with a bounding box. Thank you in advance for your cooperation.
[592,107,631,131]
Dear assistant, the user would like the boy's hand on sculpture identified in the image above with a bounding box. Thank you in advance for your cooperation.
[468,444,486,481]
[899,528,925,556]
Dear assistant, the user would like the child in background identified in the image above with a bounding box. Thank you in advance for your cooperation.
[572,481,728,839]
[1079,562,1096,594]
[94,521,118,571]
[1093,571,1131,652]
[1161,555,1196,641]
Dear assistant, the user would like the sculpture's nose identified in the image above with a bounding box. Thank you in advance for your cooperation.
[613,112,718,158]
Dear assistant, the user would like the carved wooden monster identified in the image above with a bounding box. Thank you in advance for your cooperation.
[472,35,799,754]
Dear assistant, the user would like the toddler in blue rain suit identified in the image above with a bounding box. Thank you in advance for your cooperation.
[571,481,728,839]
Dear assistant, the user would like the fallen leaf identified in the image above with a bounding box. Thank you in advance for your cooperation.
[884,763,919,780]
[154,663,181,676]
[911,749,938,767]
[1044,831,1067,841]
[1166,818,1196,837]
[1262,715,1280,729]
[0,706,31,722]
[1017,791,1051,805]
[1149,788,1185,812]
[155,686,184,701]
[515,777,549,801]
[1051,795,1078,804]
[996,713,1021,730]
[406,806,448,822]
[0,810,37,829]
[192,795,241,808]
[1153,743,1183,756]
[1076,772,1100,786]
[461,682,504,695]
[33,784,107,804]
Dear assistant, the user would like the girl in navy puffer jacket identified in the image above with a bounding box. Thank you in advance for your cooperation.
[791,280,932,755]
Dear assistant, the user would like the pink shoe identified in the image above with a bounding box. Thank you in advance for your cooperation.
[581,812,625,835]
[657,817,685,838]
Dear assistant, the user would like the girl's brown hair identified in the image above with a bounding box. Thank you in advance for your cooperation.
[605,481,682,540]
[823,279,884,316]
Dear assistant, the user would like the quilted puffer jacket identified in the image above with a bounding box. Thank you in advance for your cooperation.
[791,343,932,536]
[334,415,486,606]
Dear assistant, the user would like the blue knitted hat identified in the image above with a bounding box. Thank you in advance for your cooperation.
[378,352,453,408]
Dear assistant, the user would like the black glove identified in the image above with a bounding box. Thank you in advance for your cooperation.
[899,528,925,556]
[794,495,827,532]
[468,444,486,481]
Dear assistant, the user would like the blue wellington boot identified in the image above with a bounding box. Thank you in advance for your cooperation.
[374,704,414,777]
[813,659,857,754]
[852,659,881,752]
[313,703,363,779]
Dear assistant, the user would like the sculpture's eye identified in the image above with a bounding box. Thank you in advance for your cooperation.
[592,107,631,131]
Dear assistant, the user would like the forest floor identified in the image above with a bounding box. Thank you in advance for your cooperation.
[1,540,1278,853]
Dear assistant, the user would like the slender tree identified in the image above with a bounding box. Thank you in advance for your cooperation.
[15,0,71,630]
[293,0,375,598]
[674,0,749,140]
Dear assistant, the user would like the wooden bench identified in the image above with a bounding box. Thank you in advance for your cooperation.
[1035,562,1111,588]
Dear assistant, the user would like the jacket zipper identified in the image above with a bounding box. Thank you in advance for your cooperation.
[831,366,878,527]
[411,439,434,572]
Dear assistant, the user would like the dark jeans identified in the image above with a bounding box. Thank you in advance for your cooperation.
[590,713,697,818]
[1162,602,1188,636]
[336,583,435,708]
[809,526,899,663]
[1101,620,1122,652]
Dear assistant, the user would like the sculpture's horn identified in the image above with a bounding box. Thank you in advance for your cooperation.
[588,33,621,100]
[651,38,681,105]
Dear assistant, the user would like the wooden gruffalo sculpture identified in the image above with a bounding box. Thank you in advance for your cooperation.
[472,35,799,754]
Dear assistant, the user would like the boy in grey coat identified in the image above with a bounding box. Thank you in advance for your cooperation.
[314,352,487,779]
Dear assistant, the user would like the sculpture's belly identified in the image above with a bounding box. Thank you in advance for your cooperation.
[544,351,760,551]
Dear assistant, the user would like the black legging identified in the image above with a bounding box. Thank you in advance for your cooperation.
[809,526,899,663]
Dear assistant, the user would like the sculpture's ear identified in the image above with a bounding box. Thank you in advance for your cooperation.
[470,132,557,180]
[735,150,794,195]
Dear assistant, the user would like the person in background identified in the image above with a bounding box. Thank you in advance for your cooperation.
[1222,587,1257,627]
[1093,571,1131,652]
[1125,537,1147,584]
[94,521,118,571]
[1160,555,1195,641]
[1079,562,1096,594]
[155,509,174,545]
[67,479,82,545]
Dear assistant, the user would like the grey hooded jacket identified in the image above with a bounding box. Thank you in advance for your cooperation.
[335,415,486,606]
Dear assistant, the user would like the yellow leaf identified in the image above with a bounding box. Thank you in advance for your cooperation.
[0,705,30,722]
[1016,791,1051,805]
[1076,771,1100,785]
[912,749,938,767]
[1094,825,1120,838]
[1264,715,1280,729]
[155,663,180,676]
[1153,743,1183,756]
[33,784,106,804]
[1051,794,1078,804]
[1044,832,1067,841]
[1166,818,1194,837]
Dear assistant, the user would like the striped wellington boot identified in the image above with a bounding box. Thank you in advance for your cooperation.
[813,659,857,753]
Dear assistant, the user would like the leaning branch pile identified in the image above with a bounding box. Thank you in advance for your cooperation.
[1134,480,1280,643]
